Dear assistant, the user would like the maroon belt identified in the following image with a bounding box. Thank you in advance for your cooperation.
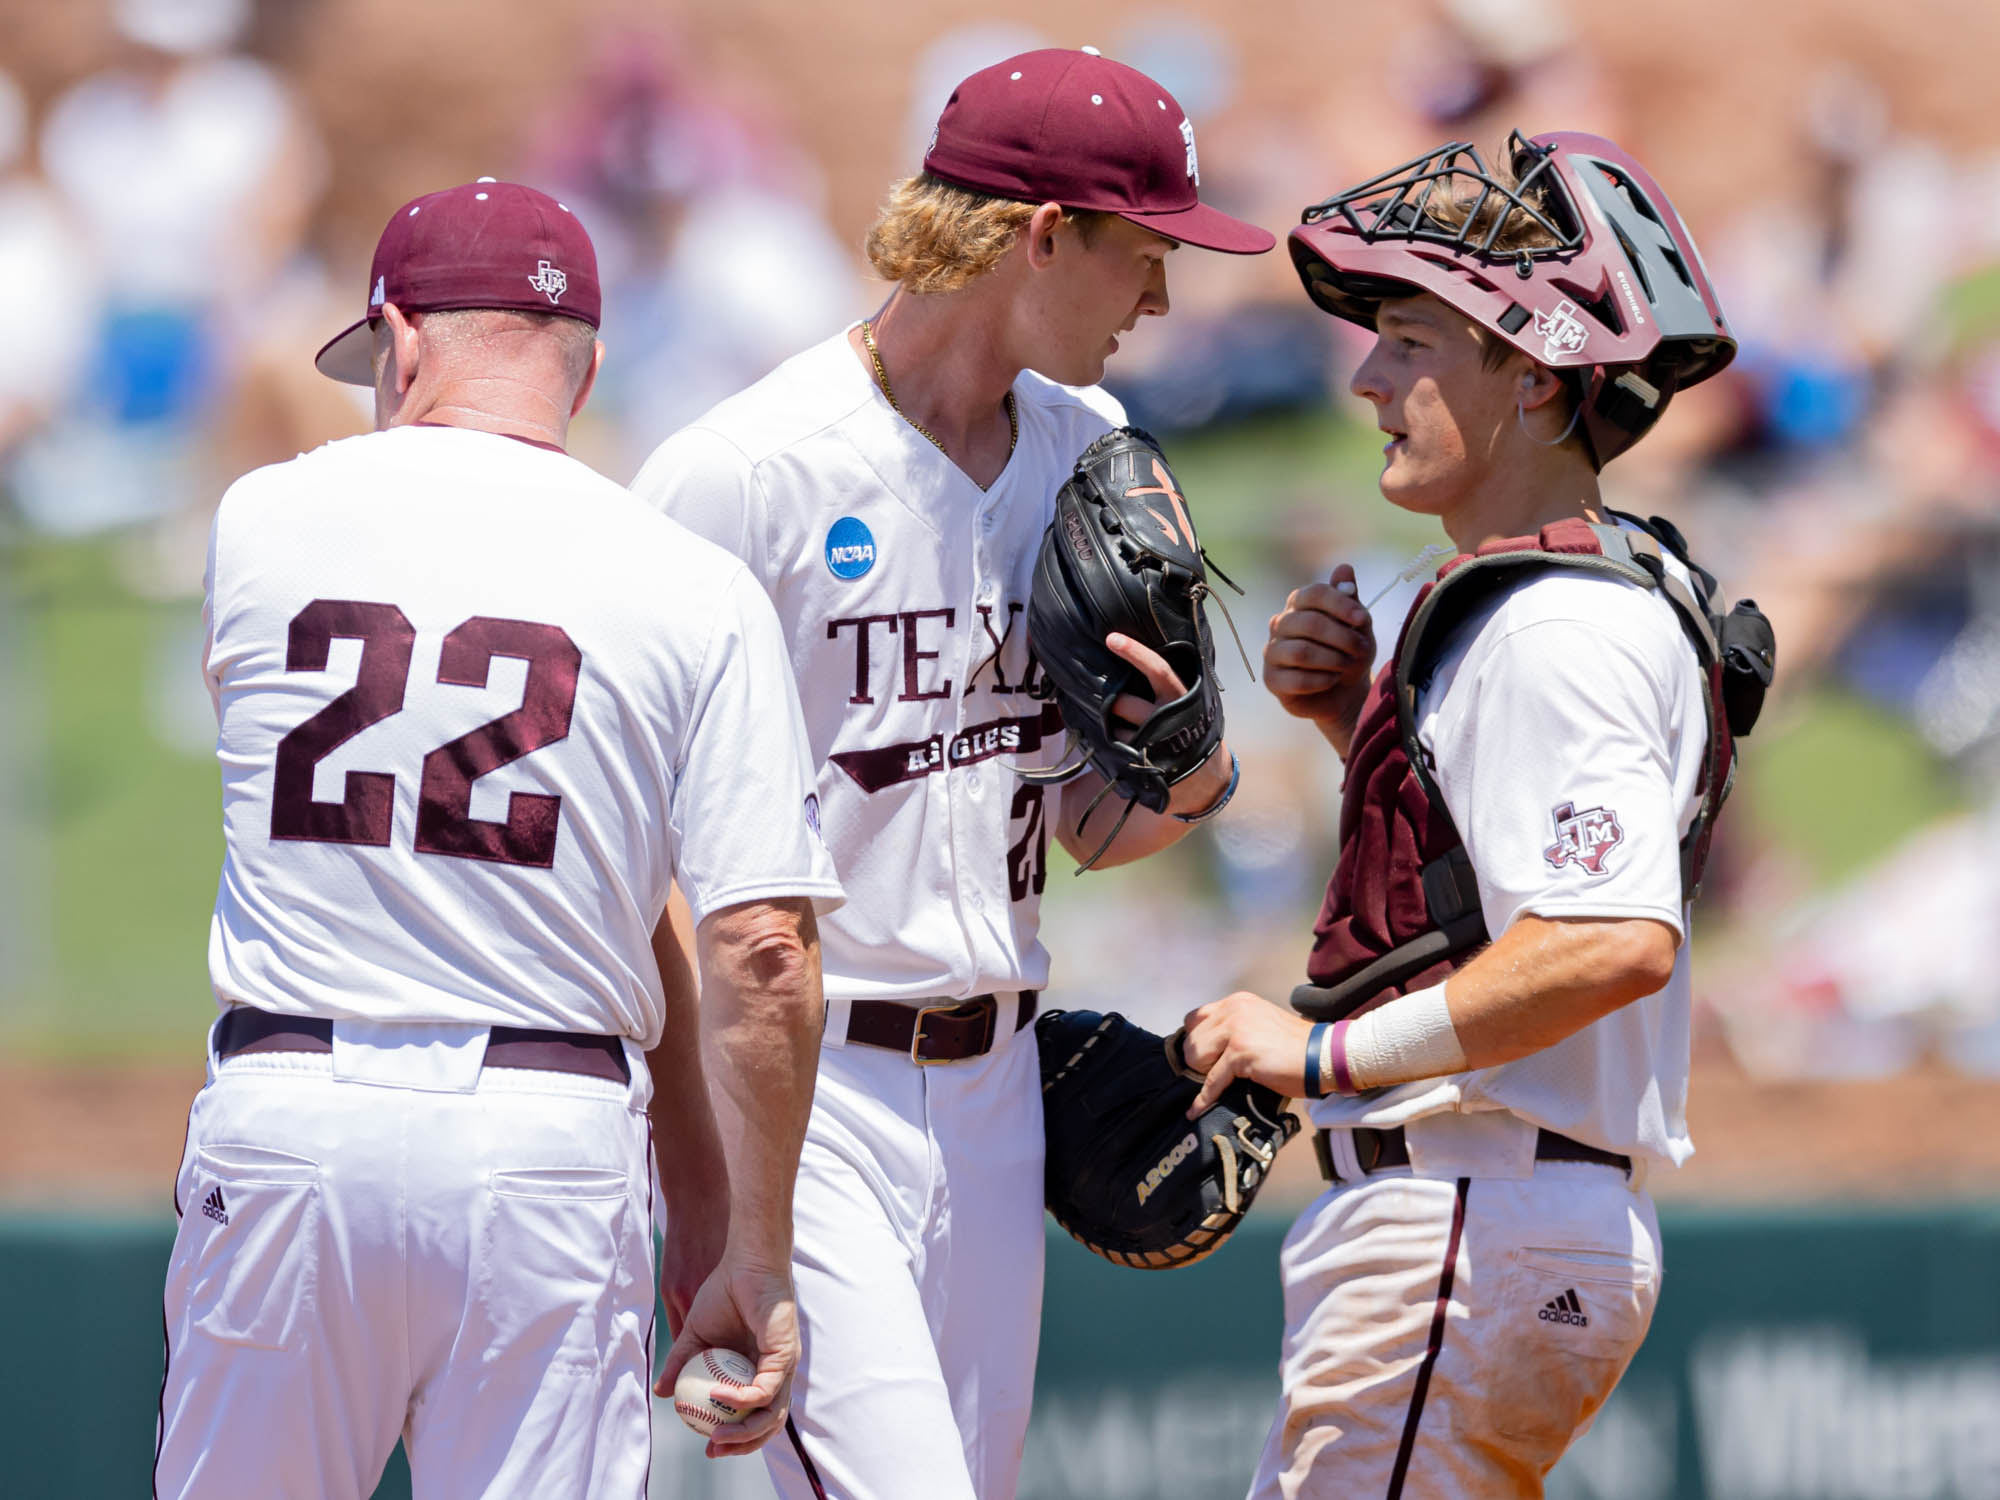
[845,993,1037,1064]
[1312,1125,1629,1184]
[215,1006,631,1086]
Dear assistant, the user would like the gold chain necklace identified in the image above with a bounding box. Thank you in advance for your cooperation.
[861,319,1017,466]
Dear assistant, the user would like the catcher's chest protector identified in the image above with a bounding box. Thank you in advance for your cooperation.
[1296,514,1772,1023]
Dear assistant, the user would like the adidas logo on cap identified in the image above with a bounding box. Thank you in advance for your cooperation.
[1538,1288,1588,1327]
[200,1187,230,1227]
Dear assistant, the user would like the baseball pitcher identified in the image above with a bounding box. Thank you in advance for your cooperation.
[631,49,1273,1500]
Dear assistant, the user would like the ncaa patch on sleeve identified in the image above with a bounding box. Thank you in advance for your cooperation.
[825,517,876,579]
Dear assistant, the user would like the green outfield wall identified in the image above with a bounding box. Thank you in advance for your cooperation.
[6,1206,1999,1500]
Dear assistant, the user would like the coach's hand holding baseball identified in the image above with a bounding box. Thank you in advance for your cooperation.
[657,1254,800,1458]
[1264,562,1376,757]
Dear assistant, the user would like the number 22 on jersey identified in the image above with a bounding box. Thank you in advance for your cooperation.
[269,598,581,869]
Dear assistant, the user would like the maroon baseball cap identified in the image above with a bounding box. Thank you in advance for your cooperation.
[315,178,602,385]
[923,49,1273,255]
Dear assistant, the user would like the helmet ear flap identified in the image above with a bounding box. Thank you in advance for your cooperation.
[1575,359,1684,470]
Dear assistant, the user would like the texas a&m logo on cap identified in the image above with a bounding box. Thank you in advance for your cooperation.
[527,260,568,304]
[1543,801,1623,876]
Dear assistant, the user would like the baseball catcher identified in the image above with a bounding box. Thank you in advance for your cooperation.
[1036,1007,1299,1269]
[1180,129,1766,1497]
[1022,426,1245,868]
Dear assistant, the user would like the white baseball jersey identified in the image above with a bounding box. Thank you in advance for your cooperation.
[630,328,1124,1030]
[1309,531,1708,1172]
[203,423,842,1048]
[633,325,1120,1500]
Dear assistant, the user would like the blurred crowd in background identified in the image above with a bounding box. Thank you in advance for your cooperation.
[3,0,1999,1093]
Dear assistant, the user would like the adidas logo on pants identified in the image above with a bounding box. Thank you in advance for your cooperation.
[1538,1288,1589,1326]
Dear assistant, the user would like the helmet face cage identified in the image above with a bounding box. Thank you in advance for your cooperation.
[1300,134,1582,267]
[1289,130,1736,467]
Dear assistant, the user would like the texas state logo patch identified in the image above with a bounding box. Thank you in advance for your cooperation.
[825,517,876,579]
[1543,801,1623,877]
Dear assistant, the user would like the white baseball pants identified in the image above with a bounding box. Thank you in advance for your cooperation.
[154,1021,655,1500]
[1250,1113,1662,1500]
[764,1032,1045,1500]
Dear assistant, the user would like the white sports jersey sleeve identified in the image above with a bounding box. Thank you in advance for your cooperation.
[1429,615,1688,941]
[631,426,771,587]
[672,567,840,924]
[204,425,842,1048]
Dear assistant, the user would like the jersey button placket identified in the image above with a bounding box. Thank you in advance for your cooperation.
[965,574,996,804]
[934,512,985,985]
[957,526,996,935]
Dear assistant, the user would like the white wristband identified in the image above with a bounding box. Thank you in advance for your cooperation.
[1343,981,1468,1091]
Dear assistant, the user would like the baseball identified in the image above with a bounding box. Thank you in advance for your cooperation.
[673,1347,759,1437]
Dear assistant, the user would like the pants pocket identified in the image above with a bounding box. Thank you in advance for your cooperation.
[186,1144,322,1352]
[1481,1244,1658,1456]
[473,1167,632,1376]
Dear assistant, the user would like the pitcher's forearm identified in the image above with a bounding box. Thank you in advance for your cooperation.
[1055,742,1233,869]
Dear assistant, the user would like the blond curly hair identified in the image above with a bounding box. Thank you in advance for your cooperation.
[865,173,1116,294]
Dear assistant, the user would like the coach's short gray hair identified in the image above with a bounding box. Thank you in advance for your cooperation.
[418,307,597,385]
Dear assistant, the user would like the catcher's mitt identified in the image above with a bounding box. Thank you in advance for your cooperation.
[1037,1007,1299,1270]
[1023,427,1243,869]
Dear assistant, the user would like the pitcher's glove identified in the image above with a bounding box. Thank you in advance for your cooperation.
[1023,427,1241,869]
[1037,1007,1299,1270]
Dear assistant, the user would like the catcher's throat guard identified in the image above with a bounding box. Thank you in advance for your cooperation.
[1036,1008,1299,1270]
[1021,427,1247,869]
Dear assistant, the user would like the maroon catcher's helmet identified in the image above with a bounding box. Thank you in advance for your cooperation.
[1289,130,1735,468]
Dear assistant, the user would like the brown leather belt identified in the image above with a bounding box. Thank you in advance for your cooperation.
[845,992,1037,1064]
[1312,1125,1630,1184]
[215,1006,631,1086]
